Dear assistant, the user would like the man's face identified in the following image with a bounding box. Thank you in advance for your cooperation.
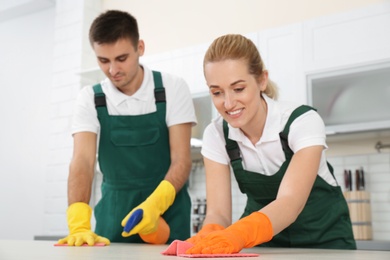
[92,38,145,93]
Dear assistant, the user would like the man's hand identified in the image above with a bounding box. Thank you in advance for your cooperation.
[57,202,110,246]
[121,180,175,237]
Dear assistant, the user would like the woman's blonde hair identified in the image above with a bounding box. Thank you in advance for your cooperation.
[203,34,278,99]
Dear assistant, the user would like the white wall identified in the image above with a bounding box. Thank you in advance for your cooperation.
[103,0,386,55]
[0,0,99,241]
[0,7,55,239]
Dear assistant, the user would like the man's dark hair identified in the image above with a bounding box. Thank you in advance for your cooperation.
[89,10,139,49]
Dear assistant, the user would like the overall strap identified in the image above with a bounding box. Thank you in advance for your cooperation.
[93,84,109,117]
[152,71,166,103]
[92,71,166,112]
[93,84,106,107]
[223,120,244,171]
[223,105,316,167]
[279,105,316,160]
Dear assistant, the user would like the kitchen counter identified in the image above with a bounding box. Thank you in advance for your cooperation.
[1,240,390,260]
[356,240,390,251]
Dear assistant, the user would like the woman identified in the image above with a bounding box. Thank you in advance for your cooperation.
[186,34,356,254]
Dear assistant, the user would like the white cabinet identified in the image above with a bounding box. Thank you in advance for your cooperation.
[251,3,390,106]
[141,44,209,95]
[307,61,390,135]
[302,3,390,134]
[303,3,390,73]
[257,24,305,104]
[78,67,104,86]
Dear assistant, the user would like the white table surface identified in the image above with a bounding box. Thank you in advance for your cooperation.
[1,240,389,260]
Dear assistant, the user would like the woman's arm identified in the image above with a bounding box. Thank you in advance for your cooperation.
[185,157,233,244]
[260,145,323,235]
[201,157,233,228]
[186,145,324,254]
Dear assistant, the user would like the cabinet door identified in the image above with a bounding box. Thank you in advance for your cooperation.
[257,24,305,104]
[141,45,209,95]
[303,3,390,72]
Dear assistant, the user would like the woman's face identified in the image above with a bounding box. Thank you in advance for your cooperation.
[204,59,267,131]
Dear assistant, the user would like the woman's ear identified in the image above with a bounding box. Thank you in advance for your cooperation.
[259,70,269,91]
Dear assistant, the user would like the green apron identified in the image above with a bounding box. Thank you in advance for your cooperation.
[92,71,191,243]
[223,105,356,249]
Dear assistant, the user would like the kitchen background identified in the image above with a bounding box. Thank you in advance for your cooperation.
[0,0,389,246]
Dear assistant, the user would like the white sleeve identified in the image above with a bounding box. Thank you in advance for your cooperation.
[288,110,327,152]
[164,75,197,127]
[201,122,230,165]
[71,86,100,135]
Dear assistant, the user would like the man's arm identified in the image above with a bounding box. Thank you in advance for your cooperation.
[164,122,193,192]
[68,132,97,205]
[58,131,110,246]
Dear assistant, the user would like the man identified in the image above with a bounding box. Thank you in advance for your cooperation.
[58,10,196,246]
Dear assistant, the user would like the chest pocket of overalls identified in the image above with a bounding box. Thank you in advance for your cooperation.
[111,127,160,146]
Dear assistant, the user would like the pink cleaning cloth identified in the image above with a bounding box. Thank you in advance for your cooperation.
[179,254,259,258]
[161,240,193,255]
[54,242,106,247]
[161,240,259,258]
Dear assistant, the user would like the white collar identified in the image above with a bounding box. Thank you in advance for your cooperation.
[101,65,152,106]
[228,93,281,145]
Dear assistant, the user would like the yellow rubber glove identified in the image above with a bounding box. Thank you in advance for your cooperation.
[186,212,273,254]
[186,223,225,244]
[57,202,110,246]
[121,180,175,238]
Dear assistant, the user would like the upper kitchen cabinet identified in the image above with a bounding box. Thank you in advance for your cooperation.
[257,24,305,104]
[78,67,105,86]
[141,44,209,94]
[302,2,390,135]
[303,3,390,73]
[307,61,390,135]
[191,92,216,141]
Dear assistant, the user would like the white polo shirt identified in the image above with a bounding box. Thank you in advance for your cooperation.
[71,65,197,135]
[201,94,337,186]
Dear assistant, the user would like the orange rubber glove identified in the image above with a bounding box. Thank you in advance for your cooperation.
[186,212,273,254]
[57,202,110,246]
[186,223,225,244]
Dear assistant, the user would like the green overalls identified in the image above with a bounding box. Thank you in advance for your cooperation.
[92,71,191,243]
[223,105,356,249]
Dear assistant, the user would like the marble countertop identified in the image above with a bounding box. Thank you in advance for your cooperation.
[1,240,390,260]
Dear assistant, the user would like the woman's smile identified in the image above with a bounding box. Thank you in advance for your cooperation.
[226,108,244,116]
